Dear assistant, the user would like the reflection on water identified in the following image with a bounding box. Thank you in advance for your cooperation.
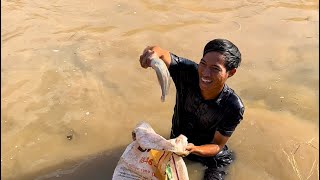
[1,0,319,179]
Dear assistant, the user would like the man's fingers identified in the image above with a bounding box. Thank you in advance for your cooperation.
[139,54,150,68]
[173,151,189,157]
[139,55,147,68]
[139,46,160,68]
[143,46,150,54]
[131,132,136,141]
[139,49,156,68]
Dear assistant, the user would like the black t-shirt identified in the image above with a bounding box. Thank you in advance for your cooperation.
[168,53,245,146]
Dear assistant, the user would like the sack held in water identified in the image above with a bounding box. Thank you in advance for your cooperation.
[150,57,171,102]
[112,122,190,180]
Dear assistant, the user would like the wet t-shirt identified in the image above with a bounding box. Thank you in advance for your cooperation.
[168,53,245,146]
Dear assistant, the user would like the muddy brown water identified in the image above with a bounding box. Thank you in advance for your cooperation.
[1,0,319,179]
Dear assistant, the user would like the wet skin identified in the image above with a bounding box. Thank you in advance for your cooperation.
[198,51,236,100]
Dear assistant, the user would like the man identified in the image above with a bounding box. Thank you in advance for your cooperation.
[139,39,245,180]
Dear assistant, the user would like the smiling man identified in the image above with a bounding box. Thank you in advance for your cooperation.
[139,39,245,180]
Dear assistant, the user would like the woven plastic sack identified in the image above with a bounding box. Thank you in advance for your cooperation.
[112,122,189,180]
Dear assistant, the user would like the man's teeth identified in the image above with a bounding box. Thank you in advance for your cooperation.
[201,78,212,83]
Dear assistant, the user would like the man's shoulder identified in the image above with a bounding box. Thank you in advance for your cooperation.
[169,52,199,84]
[169,52,198,69]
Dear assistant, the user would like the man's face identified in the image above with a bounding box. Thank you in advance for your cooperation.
[198,51,230,94]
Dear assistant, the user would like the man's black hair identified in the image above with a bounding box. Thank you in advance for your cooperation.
[203,39,242,71]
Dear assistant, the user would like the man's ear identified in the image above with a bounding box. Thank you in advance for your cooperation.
[228,68,237,78]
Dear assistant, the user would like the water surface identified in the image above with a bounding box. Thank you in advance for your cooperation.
[1,0,319,179]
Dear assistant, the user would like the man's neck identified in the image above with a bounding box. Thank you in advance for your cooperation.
[201,85,224,100]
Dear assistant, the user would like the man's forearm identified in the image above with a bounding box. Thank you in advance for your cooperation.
[190,144,223,157]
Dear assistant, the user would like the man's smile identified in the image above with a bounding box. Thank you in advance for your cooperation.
[201,77,213,84]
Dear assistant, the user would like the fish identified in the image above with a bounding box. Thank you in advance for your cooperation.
[150,57,171,102]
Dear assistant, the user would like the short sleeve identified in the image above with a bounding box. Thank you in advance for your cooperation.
[168,52,198,87]
[217,106,245,137]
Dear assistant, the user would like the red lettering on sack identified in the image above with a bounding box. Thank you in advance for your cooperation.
[139,156,156,166]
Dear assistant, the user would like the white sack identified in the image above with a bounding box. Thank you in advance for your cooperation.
[112,122,189,180]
